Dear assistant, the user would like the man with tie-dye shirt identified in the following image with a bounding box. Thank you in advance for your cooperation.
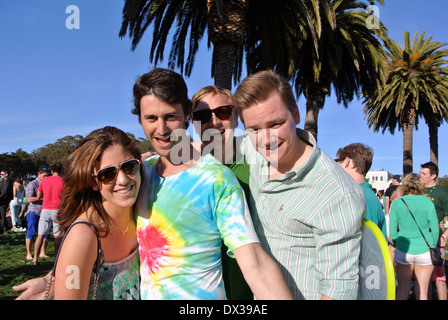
[132,68,293,300]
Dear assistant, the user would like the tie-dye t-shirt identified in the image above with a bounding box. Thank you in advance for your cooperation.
[135,154,259,300]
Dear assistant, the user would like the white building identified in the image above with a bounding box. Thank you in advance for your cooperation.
[366,170,396,191]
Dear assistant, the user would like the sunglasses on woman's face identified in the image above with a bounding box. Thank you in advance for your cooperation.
[192,105,234,124]
[92,159,141,184]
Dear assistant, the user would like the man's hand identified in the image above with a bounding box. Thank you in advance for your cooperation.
[13,276,49,300]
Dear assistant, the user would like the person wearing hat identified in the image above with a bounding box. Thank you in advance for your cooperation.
[385,175,401,215]
[24,166,51,262]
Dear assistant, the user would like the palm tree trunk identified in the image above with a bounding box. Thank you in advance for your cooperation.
[207,0,248,90]
[428,121,439,166]
[212,43,237,90]
[402,122,414,176]
[304,86,327,142]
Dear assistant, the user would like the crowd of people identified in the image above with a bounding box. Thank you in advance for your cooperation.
[0,165,64,265]
[0,68,447,301]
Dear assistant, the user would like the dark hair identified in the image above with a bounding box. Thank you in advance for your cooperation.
[132,68,192,128]
[51,163,63,174]
[336,143,374,175]
[57,126,141,237]
[420,161,439,178]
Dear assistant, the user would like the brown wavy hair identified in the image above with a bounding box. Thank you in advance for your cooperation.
[57,126,141,237]
[399,173,426,196]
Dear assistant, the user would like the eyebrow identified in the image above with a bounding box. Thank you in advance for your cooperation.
[143,111,179,119]
[247,118,285,129]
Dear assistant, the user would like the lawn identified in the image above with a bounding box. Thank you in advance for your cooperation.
[0,231,55,300]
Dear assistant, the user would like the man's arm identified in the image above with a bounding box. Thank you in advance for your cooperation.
[233,243,293,300]
[26,182,40,203]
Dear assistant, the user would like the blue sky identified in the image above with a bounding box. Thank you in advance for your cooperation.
[1,1,447,176]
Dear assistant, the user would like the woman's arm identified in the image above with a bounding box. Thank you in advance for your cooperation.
[54,223,98,300]
[389,203,399,244]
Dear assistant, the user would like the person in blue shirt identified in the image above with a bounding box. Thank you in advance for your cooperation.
[336,143,387,239]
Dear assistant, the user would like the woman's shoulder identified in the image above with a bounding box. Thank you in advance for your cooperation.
[63,220,98,247]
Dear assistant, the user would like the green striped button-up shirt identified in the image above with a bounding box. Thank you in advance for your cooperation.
[238,129,365,300]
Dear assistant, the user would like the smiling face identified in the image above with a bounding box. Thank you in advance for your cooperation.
[95,144,141,212]
[242,93,301,169]
[140,94,188,159]
[193,92,238,152]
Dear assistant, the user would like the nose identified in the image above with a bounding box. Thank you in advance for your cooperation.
[157,118,169,135]
[115,167,129,185]
[259,129,278,148]
[210,112,222,126]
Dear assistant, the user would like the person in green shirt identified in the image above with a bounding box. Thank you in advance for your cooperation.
[389,173,439,300]
[335,143,387,240]
[420,161,448,300]
[191,85,253,300]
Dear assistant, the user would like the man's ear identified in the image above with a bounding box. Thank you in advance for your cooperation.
[294,109,300,126]
[341,157,351,168]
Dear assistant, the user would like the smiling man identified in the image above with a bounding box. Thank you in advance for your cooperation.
[234,70,365,300]
[132,68,292,300]
[191,86,253,300]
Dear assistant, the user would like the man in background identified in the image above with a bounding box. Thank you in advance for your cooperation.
[336,143,387,239]
[24,167,51,261]
[32,163,64,266]
[0,170,14,234]
[420,161,448,300]
[385,175,401,214]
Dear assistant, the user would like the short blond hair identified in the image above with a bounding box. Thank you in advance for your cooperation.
[192,85,234,111]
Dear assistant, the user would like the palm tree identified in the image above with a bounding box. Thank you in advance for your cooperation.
[118,0,321,90]
[363,31,448,175]
[273,0,388,141]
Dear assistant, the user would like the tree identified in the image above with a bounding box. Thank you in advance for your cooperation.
[118,0,321,90]
[439,175,448,191]
[0,149,36,181]
[277,0,388,141]
[126,132,154,154]
[32,135,83,168]
[364,31,448,175]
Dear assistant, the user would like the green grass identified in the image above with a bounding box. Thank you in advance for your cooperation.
[0,231,55,300]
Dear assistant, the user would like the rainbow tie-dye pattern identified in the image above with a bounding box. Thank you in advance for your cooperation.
[135,154,259,300]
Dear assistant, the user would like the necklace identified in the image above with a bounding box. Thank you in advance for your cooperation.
[116,221,130,236]
[426,185,436,200]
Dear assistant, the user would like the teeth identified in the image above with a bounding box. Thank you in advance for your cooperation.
[116,185,132,194]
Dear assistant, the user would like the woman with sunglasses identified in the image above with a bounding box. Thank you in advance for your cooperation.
[15,126,142,299]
